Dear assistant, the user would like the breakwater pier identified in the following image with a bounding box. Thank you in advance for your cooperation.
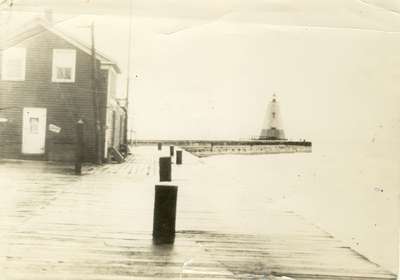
[134,139,312,157]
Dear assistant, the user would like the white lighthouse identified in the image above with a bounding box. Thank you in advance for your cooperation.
[259,94,286,140]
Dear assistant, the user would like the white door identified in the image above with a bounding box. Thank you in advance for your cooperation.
[22,107,47,154]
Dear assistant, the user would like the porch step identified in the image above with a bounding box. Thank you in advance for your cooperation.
[108,147,125,163]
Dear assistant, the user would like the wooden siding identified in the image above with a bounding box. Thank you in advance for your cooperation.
[104,67,126,155]
[0,28,110,162]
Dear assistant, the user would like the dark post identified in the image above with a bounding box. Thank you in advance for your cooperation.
[89,22,102,165]
[75,119,84,175]
[176,150,182,165]
[159,157,171,182]
[169,145,174,157]
[153,185,178,244]
[157,142,162,151]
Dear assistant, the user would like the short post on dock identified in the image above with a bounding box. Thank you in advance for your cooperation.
[176,150,182,165]
[153,185,178,244]
[159,157,172,182]
[74,119,84,175]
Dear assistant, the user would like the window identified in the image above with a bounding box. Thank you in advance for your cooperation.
[52,49,76,82]
[29,117,39,134]
[1,47,26,81]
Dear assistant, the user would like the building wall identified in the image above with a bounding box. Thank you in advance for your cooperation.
[0,28,109,162]
[105,103,126,152]
[103,65,126,158]
[112,106,125,149]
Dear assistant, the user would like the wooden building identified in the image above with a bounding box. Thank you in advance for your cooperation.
[0,18,127,162]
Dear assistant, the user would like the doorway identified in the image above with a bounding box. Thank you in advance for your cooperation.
[22,107,47,154]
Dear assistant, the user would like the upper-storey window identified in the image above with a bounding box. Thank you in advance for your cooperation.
[1,47,26,81]
[52,49,76,83]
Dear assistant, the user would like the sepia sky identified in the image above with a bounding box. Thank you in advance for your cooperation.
[1,0,400,157]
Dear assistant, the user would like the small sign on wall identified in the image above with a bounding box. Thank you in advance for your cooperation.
[49,124,61,133]
[0,118,8,123]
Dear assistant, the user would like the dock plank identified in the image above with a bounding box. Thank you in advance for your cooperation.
[0,147,396,279]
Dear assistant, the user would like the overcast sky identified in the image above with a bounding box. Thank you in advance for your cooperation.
[1,0,400,159]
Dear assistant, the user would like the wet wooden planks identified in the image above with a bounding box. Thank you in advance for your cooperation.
[181,231,395,280]
[2,229,395,280]
[0,147,397,279]
[1,230,235,279]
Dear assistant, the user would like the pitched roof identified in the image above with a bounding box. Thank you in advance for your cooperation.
[0,17,121,73]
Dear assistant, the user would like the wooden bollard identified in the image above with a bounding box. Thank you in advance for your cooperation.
[157,142,162,151]
[170,145,174,157]
[159,157,171,182]
[176,150,182,165]
[74,119,84,175]
[153,185,178,244]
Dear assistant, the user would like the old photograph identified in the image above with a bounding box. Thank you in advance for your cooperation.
[0,0,399,279]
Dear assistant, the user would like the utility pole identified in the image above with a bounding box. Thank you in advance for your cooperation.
[90,21,102,164]
[124,0,133,146]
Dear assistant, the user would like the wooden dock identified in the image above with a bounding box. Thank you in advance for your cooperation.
[0,147,396,279]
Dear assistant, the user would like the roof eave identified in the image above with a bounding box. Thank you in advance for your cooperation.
[1,18,122,74]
